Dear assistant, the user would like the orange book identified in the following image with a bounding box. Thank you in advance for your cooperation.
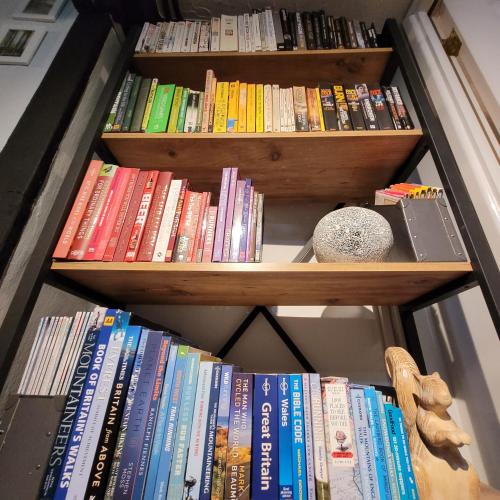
[306,88,321,131]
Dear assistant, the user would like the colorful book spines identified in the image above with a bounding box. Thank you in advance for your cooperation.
[290,374,307,500]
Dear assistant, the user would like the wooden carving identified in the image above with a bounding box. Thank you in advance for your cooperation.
[385,346,480,500]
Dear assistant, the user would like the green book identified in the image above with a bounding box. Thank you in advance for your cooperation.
[122,75,142,132]
[146,84,176,133]
[130,78,152,132]
[176,87,190,133]
[167,86,183,133]
[112,73,135,131]
[104,72,128,132]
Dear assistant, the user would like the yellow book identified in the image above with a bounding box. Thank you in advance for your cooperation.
[316,87,325,131]
[238,83,247,132]
[213,81,229,133]
[255,83,264,133]
[227,80,239,132]
[140,78,158,132]
[167,86,184,133]
[247,83,256,133]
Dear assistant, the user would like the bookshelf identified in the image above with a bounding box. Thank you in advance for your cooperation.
[102,130,422,200]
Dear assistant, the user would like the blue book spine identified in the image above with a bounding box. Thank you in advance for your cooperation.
[252,374,279,499]
[114,330,164,499]
[385,404,408,500]
[132,336,171,500]
[153,345,190,500]
[278,375,293,500]
[290,374,307,500]
[394,407,419,500]
[143,344,179,500]
[54,310,116,500]
[199,363,223,500]
[365,387,390,500]
[350,386,380,500]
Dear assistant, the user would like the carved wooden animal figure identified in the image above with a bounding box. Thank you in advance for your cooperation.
[385,347,480,500]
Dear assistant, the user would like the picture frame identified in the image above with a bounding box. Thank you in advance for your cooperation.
[12,0,68,23]
[0,25,46,65]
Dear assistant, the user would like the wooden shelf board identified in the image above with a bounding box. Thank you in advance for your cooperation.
[51,261,472,306]
[132,48,394,88]
[102,129,422,200]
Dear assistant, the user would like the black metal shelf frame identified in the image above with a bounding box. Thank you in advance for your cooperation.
[0,18,498,394]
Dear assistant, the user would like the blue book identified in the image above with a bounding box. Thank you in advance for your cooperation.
[350,385,380,500]
[278,375,293,499]
[143,343,179,499]
[199,363,223,500]
[132,335,171,500]
[385,404,408,499]
[365,387,391,500]
[393,407,419,500]
[54,309,116,500]
[290,374,307,500]
[153,344,190,500]
[252,374,279,499]
[114,330,164,499]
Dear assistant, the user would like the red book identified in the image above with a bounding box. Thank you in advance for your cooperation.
[190,192,210,263]
[125,170,159,262]
[136,171,173,262]
[173,191,195,262]
[186,193,203,263]
[102,168,140,261]
[112,170,148,262]
[68,163,117,260]
[202,206,218,262]
[53,160,102,259]
[195,192,212,262]
[165,179,188,262]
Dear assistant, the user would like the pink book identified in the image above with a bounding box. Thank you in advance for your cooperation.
[212,167,232,262]
[202,206,218,262]
[53,160,102,259]
[245,186,254,261]
[222,167,239,262]
[248,190,258,262]
[229,180,245,262]
[193,192,211,263]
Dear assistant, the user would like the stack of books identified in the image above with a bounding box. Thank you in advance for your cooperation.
[135,11,379,54]
[104,69,414,133]
[31,308,418,499]
[375,183,444,205]
[53,163,264,263]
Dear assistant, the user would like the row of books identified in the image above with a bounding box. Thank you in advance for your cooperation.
[375,183,444,205]
[104,69,414,134]
[36,308,418,500]
[135,12,379,54]
[53,162,264,263]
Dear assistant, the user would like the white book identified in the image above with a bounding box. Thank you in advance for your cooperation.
[156,22,168,52]
[165,21,177,52]
[32,316,61,395]
[248,14,255,52]
[255,193,264,262]
[258,11,267,51]
[265,8,277,51]
[39,316,66,395]
[195,91,204,132]
[280,88,286,131]
[42,317,71,395]
[201,69,214,132]
[272,84,280,132]
[289,88,296,131]
[149,24,161,53]
[252,13,262,51]
[160,22,174,52]
[135,22,150,52]
[143,23,157,53]
[190,21,201,52]
[172,21,185,52]
[220,14,238,51]
[182,21,194,52]
[237,15,245,52]
[153,180,183,261]
[302,374,317,500]
[353,19,365,48]
[183,362,215,500]
[184,91,199,132]
[26,316,54,394]
[264,84,273,132]
[243,13,252,52]
[66,326,126,499]
[210,17,220,51]
[198,21,210,52]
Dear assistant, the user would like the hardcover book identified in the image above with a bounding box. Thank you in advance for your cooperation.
[278,375,293,499]
[290,374,307,500]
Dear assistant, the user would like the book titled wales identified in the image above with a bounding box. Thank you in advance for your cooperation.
[224,372,253,500]
[290,374,307,500]
[251,374,278,499]
[278,375,293,499]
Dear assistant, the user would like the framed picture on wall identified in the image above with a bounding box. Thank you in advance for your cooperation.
[0,25,46,65]
[13,0,68,23]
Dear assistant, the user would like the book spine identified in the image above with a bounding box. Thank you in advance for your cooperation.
[265,8,277,51]
[227,80,240,132]
[201,206,217,262]
[238,82,247,132]
[302,374,317,500]
[122,75,142,132]
[239,179,252,262]
[263,84,273,132]
[255,193,264,262]
[350,386,380,500]
[369,86,394,130]
[104,74,127,132]
[113,73,135,131]
[246,82,256,133]
[312,12,323,49]
[176,87,190,132]
[201,70,214,132]
[382,86,403,130]
[165,179,188,262]
[316,87,326,131]
[245,186,254,261]
[394,407,418,499]
[340,17,351,48]
[390,86,414,129]
[199,364,223,500]
[137,172,173,261]
[319,83,338,131]
[214,81,229,133]
[345,86,366,130]
[147,84,175,133]
[288,12,298,50]
[293,86,309,131]
[333,84,352,130]
[224,373,253,500]
[353,19,365,48]
[295,12,306,50]
[347,19,358,48]
[210,17,220,51]
[212,168,231,261]
[190,21,201,52]
[327,16,336,49]
[256,83,264,132]
[252,13,262,51]
[278,375,293,499]
[334,18,344,48]
[195,91,204,132]
[152,345,190,499]
[355,83,379,130]
[236,15,245,52]
[174,191,200,262]
[192,192,209,262]
[306,87,321,131]
[229,180,245,262]
[319,11,330,48]
[167,86,184,133]
[198,21,210,52]
[210,365,234,500]
[272,84,280,132]
[248,190,258,262]
[181,21,193,52]
[208,76,218,132]
[140,78,158,132]
[172,22,185,52]
[222,167,239,262]
[360,21,370,48]
[84,324,140,499]
[290,374,306,500]
[303,12,316,49]
[280,9,292,50]
[53,160,102,259]
[184,90,199,133]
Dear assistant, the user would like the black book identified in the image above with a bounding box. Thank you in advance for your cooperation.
[318,83,338,130]
[345,86,367,130]
[334,18,344,48]
[347,18,358,48]
[288,11,298,49]
[280,9,293,50]
[369,86,394,130]
[319,11,330,49]
[333,83,352,130]
[360,21,370,47]
[340,17,351,48]
[113,72,135,131]
[355,83,379,129]
[302,12,316,49]
[312,12,323,49]
[273,11,286,50]
[327,16,337,49]
[390,85,414,129]
[369,23,379,47]
[382,86,403,129]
